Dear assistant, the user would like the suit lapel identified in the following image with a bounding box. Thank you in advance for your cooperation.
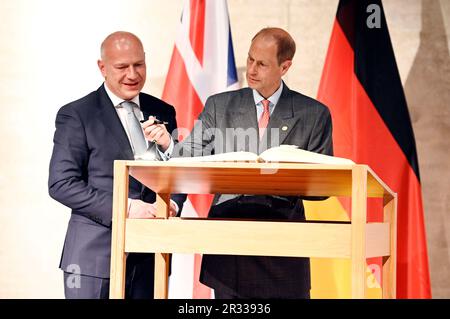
[260,84,297,152]
[226,86,298,153]
[96,85,134,159]
[225,89,259,153]
[140,95,152,122]
[228,88,259,131]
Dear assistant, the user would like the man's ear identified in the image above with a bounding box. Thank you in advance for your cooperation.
[97,59,106,78]
[280,60,292,76]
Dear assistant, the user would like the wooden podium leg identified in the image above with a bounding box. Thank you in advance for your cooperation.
[382,196,397,299]
[154,193,170,299]
[351,165,367,299]
[110,161,129,299]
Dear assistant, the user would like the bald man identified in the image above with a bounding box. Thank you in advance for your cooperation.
[49,31,186,299]
[175,27,333,298]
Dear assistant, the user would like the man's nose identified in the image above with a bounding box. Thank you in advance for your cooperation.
[127,66,138,78]
[248,62,256,74]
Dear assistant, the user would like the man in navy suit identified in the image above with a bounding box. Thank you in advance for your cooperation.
[48,31,185,299]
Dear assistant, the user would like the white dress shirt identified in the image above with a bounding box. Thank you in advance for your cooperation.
[252,81,284,120]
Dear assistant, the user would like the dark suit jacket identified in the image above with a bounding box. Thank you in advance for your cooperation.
[48,84,185,279]
[175,83,333,298]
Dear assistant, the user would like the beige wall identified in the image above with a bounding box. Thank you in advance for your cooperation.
[0,0,448,298]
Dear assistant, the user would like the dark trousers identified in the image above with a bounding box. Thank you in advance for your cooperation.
[214,289,239,299]
[214,288,310,299]
[64,253,154,299]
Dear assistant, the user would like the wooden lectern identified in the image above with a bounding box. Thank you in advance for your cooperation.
[109,161,397,299]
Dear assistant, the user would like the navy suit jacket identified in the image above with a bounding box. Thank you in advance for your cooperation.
[49,84,185,278]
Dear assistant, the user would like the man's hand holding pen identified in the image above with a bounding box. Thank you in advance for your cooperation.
[141,116,171,152]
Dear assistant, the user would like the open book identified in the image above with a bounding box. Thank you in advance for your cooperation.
[169,145,355,165]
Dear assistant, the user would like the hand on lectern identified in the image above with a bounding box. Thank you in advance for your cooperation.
[128,199,178,218]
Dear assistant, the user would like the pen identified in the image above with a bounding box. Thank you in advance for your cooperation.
[140,118,169,125]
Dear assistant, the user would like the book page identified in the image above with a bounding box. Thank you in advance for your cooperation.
[259,145,355,165]
[168,151,260,163]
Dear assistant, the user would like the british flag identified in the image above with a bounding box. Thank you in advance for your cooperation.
[162,0,239,299]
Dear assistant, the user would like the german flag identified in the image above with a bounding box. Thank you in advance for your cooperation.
[307,0,431,298]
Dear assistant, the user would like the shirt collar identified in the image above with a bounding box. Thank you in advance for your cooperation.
[252,81,284,107]
[104,83,140,108]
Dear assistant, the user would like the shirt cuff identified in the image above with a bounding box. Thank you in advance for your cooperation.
[157,137,174,161]
[127,198,133,216]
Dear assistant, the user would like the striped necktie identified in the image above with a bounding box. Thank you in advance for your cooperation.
[258,99,270,140]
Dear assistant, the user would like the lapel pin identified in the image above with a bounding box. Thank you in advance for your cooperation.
[282,125,288,131]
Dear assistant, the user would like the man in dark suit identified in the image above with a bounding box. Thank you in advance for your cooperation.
[48,31,185,299]
[174,27,333,299]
